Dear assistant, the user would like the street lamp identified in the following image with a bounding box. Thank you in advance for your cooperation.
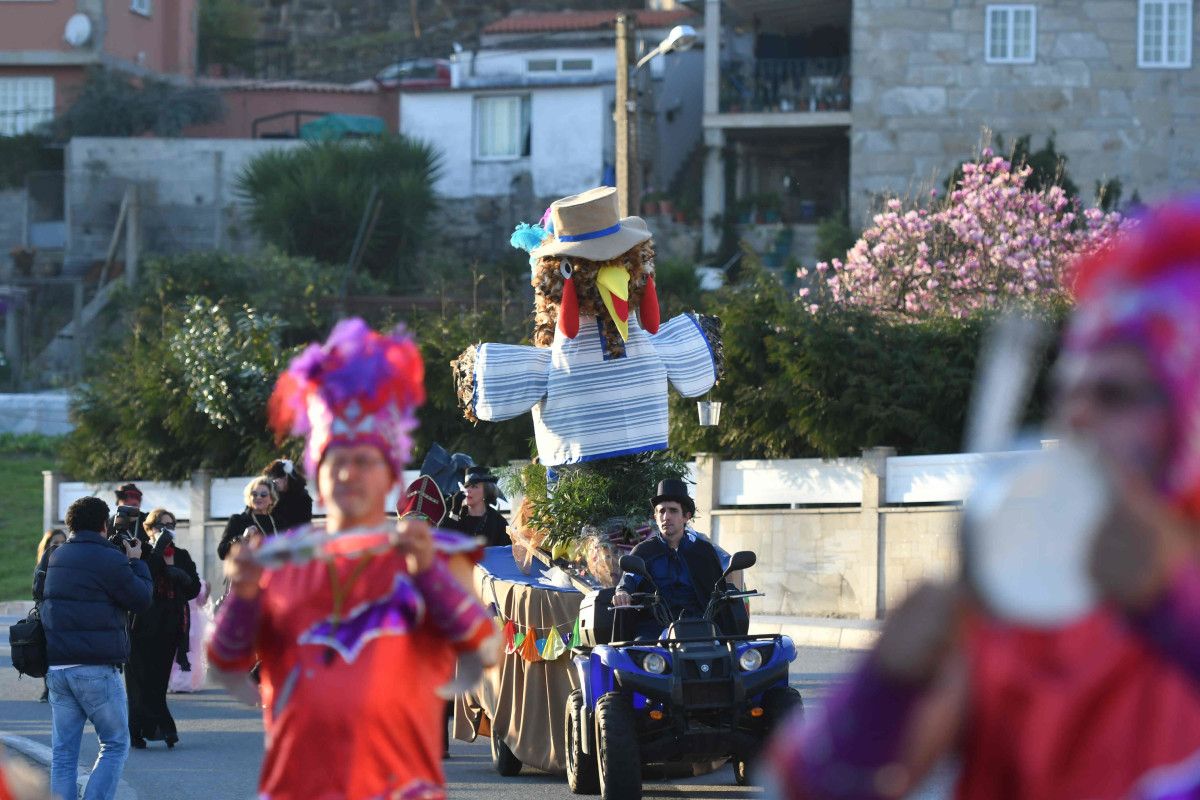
[615,18,698,218]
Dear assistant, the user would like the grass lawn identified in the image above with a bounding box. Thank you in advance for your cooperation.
[0,436,62,601]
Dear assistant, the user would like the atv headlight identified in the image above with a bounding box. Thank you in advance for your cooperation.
[641,651,668,675]
[738,647,764,672]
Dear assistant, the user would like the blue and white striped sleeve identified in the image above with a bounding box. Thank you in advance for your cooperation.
[472,343,552,422]
[647,314,718,398]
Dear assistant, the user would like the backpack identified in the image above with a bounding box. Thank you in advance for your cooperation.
[9,606,48,678]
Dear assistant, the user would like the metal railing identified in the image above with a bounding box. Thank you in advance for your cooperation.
[719,57,850,114]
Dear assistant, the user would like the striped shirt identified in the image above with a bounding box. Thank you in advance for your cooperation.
[473,313,717,466]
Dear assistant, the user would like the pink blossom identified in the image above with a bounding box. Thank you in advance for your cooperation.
[807,153,1132,318]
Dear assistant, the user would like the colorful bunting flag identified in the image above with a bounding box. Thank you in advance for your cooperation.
[519,628,542,662]
[569,616,582,649]
[502,620,517,654]
[540,628,566,660]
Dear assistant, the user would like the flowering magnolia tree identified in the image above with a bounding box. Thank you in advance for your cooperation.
[803,152,1129,318]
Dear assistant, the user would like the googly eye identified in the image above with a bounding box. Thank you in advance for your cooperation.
[559,261,573,280]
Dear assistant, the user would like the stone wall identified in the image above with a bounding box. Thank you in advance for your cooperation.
[849,0,1200,226]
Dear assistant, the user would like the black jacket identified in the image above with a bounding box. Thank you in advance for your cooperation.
[218,509,280,560]
[132,535,201,640]
[445,507,510,548]
[40,530,154,666]
[271,476,313,531]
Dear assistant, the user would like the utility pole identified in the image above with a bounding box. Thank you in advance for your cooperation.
[614,13,637,218]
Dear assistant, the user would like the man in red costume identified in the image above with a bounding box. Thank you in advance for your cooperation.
[766,198,1200,800]
[208,319,498,800]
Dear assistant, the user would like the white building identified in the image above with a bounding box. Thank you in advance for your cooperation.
[400,8,704,215]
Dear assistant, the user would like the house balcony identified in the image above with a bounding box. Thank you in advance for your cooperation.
[707,57,851,130]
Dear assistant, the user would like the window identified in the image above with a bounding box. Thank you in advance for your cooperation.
[561,58,594,72]
[130,0,151,16]
[986,5,1037,64]
[1139,0,1192,67]
[526,59,557,73]
[0,77,54,136]
[475,95,531,159]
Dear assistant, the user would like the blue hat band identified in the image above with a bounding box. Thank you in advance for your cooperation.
[556,223,621,243]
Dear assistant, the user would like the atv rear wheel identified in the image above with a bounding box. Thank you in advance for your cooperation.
[491,725,522,777]
[595,692,641,800]
[566,689,599,794]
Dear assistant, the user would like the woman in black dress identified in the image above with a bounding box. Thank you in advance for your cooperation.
[218,477,280,560]
[128,508,200,748]
[262,458,313,532]
[445,466,510,547]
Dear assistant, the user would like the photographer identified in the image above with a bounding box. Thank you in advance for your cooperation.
[42,496,152,800]
[126,509,200,749]
[262,459,313,532]
[109,484,148,549]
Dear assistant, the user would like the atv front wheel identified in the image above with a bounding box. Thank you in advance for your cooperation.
[595,692,641,800]
[566,689,600,794]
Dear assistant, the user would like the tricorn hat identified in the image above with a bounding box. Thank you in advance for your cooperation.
[650,478,695,516]
[462,465,499,487]
[531,186,652,262]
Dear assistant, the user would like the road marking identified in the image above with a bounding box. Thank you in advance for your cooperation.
[2,732,137,800]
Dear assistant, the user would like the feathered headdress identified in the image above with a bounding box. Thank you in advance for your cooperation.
[1065,197,1200,517]
[268,318,425,479]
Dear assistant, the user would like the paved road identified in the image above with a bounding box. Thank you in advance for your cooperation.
[2,616,955,799]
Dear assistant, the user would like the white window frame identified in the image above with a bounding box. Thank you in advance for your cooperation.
[0,77,54,136]
[130,0,151,17]
[985,5,1037,64]
[1139,0,1193,68]
[474,94,531,161]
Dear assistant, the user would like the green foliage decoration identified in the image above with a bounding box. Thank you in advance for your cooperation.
[237,138,441,287]
[499,451,691,547]
[198,0,259,74]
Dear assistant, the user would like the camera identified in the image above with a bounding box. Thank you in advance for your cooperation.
[113,505,141,530]
[109,529,138,549]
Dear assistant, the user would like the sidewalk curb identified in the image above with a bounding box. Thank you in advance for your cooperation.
[2,732,137,800]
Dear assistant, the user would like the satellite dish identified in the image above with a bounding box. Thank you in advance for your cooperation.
[64,13,93,48]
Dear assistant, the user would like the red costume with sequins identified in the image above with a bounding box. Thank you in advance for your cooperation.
[209,528,491,800]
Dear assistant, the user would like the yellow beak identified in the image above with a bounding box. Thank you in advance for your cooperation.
[595,266,630,341]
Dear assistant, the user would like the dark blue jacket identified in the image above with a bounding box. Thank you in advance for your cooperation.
[41,530,153,666]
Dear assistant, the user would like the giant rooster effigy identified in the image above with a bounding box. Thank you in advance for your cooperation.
[452,185,721,468]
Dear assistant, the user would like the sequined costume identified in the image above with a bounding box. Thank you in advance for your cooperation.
[209,526,490,800]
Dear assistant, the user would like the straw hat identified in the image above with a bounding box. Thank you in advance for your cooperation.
[531,186,653,262]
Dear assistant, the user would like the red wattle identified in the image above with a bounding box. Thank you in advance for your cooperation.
[640,275,660,333]
[611,294,629,321]
[559,275,580,338]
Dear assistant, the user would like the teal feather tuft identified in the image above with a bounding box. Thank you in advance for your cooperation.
[510,223,548,253]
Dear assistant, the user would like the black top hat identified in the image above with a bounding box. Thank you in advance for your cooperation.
[650,478,695,516]
[463,466,499,486]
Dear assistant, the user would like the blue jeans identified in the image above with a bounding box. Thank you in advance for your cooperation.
[48,665,130,800]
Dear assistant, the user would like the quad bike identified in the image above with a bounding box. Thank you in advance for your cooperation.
[564,550,801,799]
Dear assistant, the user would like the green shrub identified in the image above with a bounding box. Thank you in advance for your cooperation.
[54,67,223,138]
[237,138,440,287]
[0,134,61,189]
[670,256,1068,459]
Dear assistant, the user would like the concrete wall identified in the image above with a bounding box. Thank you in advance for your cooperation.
[401,85,608,200]
[63,136,305,265]
[849,0,1200,226]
